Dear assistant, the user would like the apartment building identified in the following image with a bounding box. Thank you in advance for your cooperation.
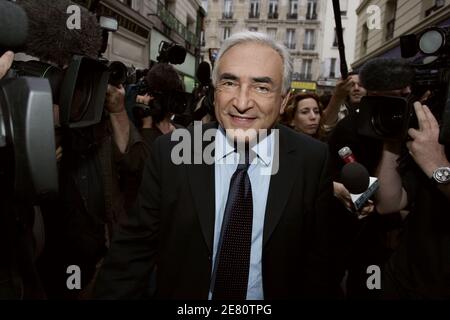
[202,0,323,91]
[353,0,450,69]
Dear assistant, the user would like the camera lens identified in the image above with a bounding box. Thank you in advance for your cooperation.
[372,104,405,136]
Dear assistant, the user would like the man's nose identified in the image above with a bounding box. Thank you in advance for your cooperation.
[234,85,252,112]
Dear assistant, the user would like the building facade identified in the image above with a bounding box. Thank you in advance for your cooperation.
[74,0,205,92]
[202,0,324,91]
[353,0,450,68]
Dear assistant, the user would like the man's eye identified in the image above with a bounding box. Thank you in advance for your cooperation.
[255,86,270,93]
[222,81,236,87]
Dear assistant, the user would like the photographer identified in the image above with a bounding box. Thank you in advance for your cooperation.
[9,0,151,299]
[136,63,185,146]
[327,58,412,299]
[375,100,450,298]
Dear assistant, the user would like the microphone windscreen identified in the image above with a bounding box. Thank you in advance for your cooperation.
[0,0,28,49]
[15,0,102,66]
[341,162,370,194]
[196,61,211,86]
[359,58,414,92]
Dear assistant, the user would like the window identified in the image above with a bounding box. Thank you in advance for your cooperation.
[249,0,260,18]
[333,28,344,47]
[385,0,397,40]
[285,29,296,49]
[301,59,312,80]
[201,30,206,46]
[340,0,348,16]
[267,28,277,40]
[330,58,336,78]
[249,27,258,32]
[287,0,298,19]
[425,0,445,17]
[124,0,139,10]
[223,0,233,19]
[268,0,278,19]
[223,27,231,40]
[201,0,208,11]
[306,0,317,20]
[303,29,315,50]
[361,24,368,55]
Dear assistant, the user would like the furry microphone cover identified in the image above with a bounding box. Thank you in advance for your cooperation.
[15,0,102,66]
[359,58,415,92]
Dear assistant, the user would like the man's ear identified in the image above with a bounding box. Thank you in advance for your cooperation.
[280,90,292,114]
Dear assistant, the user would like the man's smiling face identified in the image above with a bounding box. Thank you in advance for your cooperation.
[214,42,287,142]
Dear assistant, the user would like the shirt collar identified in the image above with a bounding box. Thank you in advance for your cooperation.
[214,126,273,167]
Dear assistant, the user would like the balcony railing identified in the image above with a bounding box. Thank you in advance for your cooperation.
[287,13,298,20]
[303,43,315,50]
[268,11,279,19]
[248,12,260,19]
[222,12,234,19]
[284,42,296,50]
[305,12,317,20]
[156,1,199,46]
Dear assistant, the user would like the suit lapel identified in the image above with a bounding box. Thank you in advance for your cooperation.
[263,125,302,247]
[187,122,218,254]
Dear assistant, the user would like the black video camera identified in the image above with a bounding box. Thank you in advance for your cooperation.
[0,0,57,202]
[156,41,187,65]
[357,26,450,144]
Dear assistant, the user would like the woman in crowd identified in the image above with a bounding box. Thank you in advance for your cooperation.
[282,92,326,140]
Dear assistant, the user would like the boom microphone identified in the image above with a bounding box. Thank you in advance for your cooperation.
[15,0,102,66]
[0,0,29,50]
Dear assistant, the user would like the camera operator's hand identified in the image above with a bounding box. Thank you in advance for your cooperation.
[0,51,14,79]
[106,84,130,154]
[333,76,354,100]
[105,84,126,114]
[406,102,450,179]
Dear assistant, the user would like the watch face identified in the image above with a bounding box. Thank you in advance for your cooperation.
[434,167,450,184]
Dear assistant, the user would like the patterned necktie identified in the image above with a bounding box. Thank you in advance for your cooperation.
[212,151,253,300]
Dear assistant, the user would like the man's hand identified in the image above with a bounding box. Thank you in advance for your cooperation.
[105,84,126,114]
[333,77,354,100]
[0,51,14,79]
[333,182,353,210]
[333,182,374,218]
[406,102,450,178]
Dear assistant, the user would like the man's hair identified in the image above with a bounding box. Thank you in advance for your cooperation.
[359,58,414,91]
[211,31,293,94]
[146,63,184,93]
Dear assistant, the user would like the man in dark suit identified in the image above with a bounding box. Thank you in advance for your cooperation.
[94,31,342,299]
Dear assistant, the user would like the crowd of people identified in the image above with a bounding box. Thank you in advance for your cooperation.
[1,28,450,300]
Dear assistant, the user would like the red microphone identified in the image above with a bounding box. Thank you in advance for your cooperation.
[338,146,356,164]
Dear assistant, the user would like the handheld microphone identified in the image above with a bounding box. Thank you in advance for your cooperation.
[338,146,357,164]
[338,147,379,213]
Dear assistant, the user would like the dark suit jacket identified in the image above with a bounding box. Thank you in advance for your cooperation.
[94,123,343,299]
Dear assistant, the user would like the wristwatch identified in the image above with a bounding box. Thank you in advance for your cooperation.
[431,167,450,185]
